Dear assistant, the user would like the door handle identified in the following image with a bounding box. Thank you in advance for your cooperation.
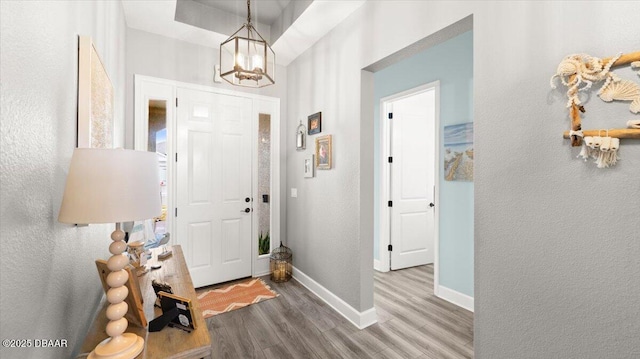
[429,203,435,208]
[241,208,251,213]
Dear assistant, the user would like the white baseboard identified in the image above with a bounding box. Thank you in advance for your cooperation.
[373,259,389,272]
[254,270,271,277]
[292,266,377,329]
[436,285,474,312]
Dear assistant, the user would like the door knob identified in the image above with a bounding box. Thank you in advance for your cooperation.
[241,208,251,213]
[429,203,435,208]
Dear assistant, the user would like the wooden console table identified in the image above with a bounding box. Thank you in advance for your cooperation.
[79,245,211,359]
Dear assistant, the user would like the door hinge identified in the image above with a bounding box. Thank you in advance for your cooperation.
[175,208,178,217]
[176,98,178,107]
[388,200,393,207]
[175,153,178,162]
[388,156,393,163]
[388,244,393,251]
[388,112,393,119]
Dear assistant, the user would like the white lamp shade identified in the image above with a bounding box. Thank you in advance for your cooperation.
[58,148,161,224]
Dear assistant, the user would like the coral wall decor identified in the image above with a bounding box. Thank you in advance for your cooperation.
[551,51,640,168]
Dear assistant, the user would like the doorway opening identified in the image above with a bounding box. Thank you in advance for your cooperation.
[361,14,474,357]
[365,15,474,313]
[134,75,281,288]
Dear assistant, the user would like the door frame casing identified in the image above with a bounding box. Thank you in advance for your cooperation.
[134,75,281,278]
[133,78,176,245]
[252,98,281,276]
[378,81,440,290]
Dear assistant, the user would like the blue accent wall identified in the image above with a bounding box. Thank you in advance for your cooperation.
[373,31,474,296]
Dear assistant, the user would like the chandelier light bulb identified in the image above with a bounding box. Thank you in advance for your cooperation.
[252,55,263,72]
[236,53,246,70]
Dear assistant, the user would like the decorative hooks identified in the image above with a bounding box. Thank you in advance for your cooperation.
[296,120,307,150]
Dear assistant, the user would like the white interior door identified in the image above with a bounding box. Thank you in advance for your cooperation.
[390,89,436,270]
[176,88,253,287]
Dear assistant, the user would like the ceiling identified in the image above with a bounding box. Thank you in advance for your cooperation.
[122,0,366,66]
[192,0,292,25]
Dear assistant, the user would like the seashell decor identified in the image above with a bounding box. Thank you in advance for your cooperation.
[552,51,640,169]
[598,79,640,114]
[550,54,618,108]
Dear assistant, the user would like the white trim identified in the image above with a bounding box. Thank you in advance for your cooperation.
[254,269,271,277]
[378,81,440,280]
[373,259,382,272]
[292,266,377,329]
[133,76,176,243]
[433,84,441,292]
[134,75,280,102]
[252,99,281,276]
[436,285,474,313]
[377,94,391,272]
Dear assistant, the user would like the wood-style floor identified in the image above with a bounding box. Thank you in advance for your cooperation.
[206,265,474,358]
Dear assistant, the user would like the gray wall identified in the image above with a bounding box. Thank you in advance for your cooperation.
[0,1,127,358]
[125,28,288,148]
[286,1,640,357]
[125,27,288,246]
[471,3,640,357]
[286,8,374,310]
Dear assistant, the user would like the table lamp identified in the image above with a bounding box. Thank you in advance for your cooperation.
[59,148,160,359]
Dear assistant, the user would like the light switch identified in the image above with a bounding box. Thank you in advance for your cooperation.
[214,65,222,83]
[291,188,297,198]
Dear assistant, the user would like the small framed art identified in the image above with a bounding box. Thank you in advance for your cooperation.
[95,259,146,327]
[304,155,314,178]
[315,135,332,170]
[158,291,197,332]
[444,122,473,181]
[308,112,322,135]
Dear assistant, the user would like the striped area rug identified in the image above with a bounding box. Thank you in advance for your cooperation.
[197,278,278,319]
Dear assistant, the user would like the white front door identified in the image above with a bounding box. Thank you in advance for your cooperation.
[176,88,253,287]
[390,89,436,270]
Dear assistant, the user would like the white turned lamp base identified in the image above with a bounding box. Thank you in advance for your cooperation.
[88,333,144,359]
[91,224,144,359]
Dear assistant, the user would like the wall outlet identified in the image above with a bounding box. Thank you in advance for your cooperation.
[291,188,297,198]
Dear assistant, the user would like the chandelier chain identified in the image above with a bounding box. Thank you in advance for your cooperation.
[247,0,251,25]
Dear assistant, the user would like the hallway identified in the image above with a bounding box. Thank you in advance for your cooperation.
[206,265,473,358]
[374,265,473,358]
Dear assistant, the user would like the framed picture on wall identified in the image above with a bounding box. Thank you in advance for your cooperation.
[304,155,314,178]
[78,35,114,148]
[315,135,332,170]
[443,122,473,181]
[308,112,322,135]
